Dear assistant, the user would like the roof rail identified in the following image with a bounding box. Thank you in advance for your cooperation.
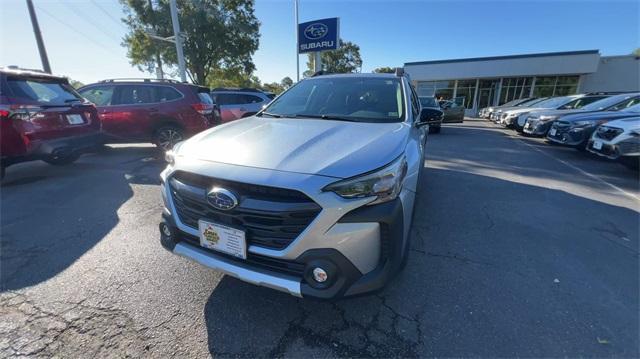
[210,87,263,93]
[98,78,183,84]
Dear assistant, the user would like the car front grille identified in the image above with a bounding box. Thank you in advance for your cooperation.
[595,126,624,141]
[169,171,321,250]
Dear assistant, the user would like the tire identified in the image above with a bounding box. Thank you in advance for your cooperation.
[154,125,184,151]
[43,153,80,166]
[428,125,441,134]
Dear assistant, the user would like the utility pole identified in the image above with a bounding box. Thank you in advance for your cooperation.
[148,0,163,79]
[294,0,299,81]
[169,0,187,82]
[26,0,51,73]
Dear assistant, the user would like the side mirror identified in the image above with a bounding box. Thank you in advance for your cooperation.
[416,108,443,127]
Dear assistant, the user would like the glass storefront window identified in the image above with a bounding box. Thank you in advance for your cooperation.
[499,77,534,104]
[456,80,476,109]
[531,75,579,97]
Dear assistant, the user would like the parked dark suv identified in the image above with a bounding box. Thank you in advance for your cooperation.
[0,67,103,178]
[79,79,220,150]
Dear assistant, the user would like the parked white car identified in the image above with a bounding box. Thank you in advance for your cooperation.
[587,117,640,169]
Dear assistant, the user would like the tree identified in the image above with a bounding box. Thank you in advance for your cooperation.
[633,48,640,57]
[373,67,395,73]
[280,76,293,89]
[304,40,362,76]
[67,78,84,89]
[121,0,260,85]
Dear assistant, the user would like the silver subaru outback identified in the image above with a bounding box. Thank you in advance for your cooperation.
[159,72,442,299]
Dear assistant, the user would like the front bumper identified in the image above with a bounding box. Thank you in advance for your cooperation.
[523,119,553,136]
[546,125,595,146]
[587,136,640,159]
[159,162,411,299]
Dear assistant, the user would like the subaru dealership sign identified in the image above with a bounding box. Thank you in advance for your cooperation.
[298,17,339,54]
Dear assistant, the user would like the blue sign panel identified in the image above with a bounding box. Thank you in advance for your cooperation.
[298,17,339,54]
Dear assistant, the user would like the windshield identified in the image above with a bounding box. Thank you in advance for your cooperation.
[263,77,405,123]
[622,103,640,113]
[530,96,574,109]
[419,97,438,108]
[519,97,547,107]
[6,76,82,105]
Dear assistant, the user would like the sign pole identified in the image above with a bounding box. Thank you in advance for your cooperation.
[314,52,322,73]
[294,0,299,81]
[169,0,187,82]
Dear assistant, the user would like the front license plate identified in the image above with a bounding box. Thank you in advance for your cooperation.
[593,140,603,150]
[66,114,84,125]
[549,128,557,136]
[198,220,247,259]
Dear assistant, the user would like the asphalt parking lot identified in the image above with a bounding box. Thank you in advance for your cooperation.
[1,118,638,357]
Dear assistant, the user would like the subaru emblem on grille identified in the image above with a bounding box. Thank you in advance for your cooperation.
[207,187,238,211]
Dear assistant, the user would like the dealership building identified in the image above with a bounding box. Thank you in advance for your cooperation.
[404,50,640,116]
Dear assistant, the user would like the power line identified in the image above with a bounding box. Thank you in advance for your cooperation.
[63,2,123,43]
[90,0,128,31]
[35,4,118,55]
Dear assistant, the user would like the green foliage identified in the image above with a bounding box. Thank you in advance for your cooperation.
[633,48,640,57]
[304,40,362,76]
[67,78,84,89]
[373,67,395,73]
[261,77,295,94]
[121,0,260,85]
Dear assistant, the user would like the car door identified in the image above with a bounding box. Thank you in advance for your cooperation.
[444,99,465,123]
[104,85,155,140]
[212,93,241,123]
[239,94,267,116]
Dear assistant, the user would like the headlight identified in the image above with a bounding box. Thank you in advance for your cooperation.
[164,141,185,165]
[323,156,408,205]
[539,115,557,122]
[573,120,594,127]
[165,150,175,165]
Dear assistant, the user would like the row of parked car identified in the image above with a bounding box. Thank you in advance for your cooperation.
[0,67,276,178]
[479,92,640,169]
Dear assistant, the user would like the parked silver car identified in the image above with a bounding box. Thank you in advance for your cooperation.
[159,73,442,299]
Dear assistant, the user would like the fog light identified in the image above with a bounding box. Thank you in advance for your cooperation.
[160,223,172,237]
[312,267,328,283]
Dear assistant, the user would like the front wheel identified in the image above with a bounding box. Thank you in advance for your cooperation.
[154,126,184,151]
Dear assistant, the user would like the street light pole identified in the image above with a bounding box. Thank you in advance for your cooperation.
[26,0,51,73]
[294,0,299,82]
[169,0,187,82]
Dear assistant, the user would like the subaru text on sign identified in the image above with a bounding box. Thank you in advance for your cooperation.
[298,17,339,53]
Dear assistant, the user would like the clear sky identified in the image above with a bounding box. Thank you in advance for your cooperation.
[1,0,638,85]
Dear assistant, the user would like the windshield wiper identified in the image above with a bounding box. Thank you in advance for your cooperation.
[257,112,283,118]
[298,114,358,122]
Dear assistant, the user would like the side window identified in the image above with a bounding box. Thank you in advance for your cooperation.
[113,85,155,105]
[79,86,115,106]
[213,93,236,105]
[242,94,264,104]
[155,86,181,102]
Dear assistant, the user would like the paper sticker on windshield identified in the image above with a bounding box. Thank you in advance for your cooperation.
[388,112,398,116]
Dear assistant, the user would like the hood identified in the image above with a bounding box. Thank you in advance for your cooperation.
[603,117,640,132]
[503,107,538,116]
[176,116,409,179]
[527,108,589,119]
[560,110,640,123]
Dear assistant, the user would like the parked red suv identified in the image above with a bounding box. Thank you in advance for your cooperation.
[0,67,103,178]
[78,79,220,150]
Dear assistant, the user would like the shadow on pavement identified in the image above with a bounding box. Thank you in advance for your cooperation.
[201,165,639,357]
[0,145,165,291]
